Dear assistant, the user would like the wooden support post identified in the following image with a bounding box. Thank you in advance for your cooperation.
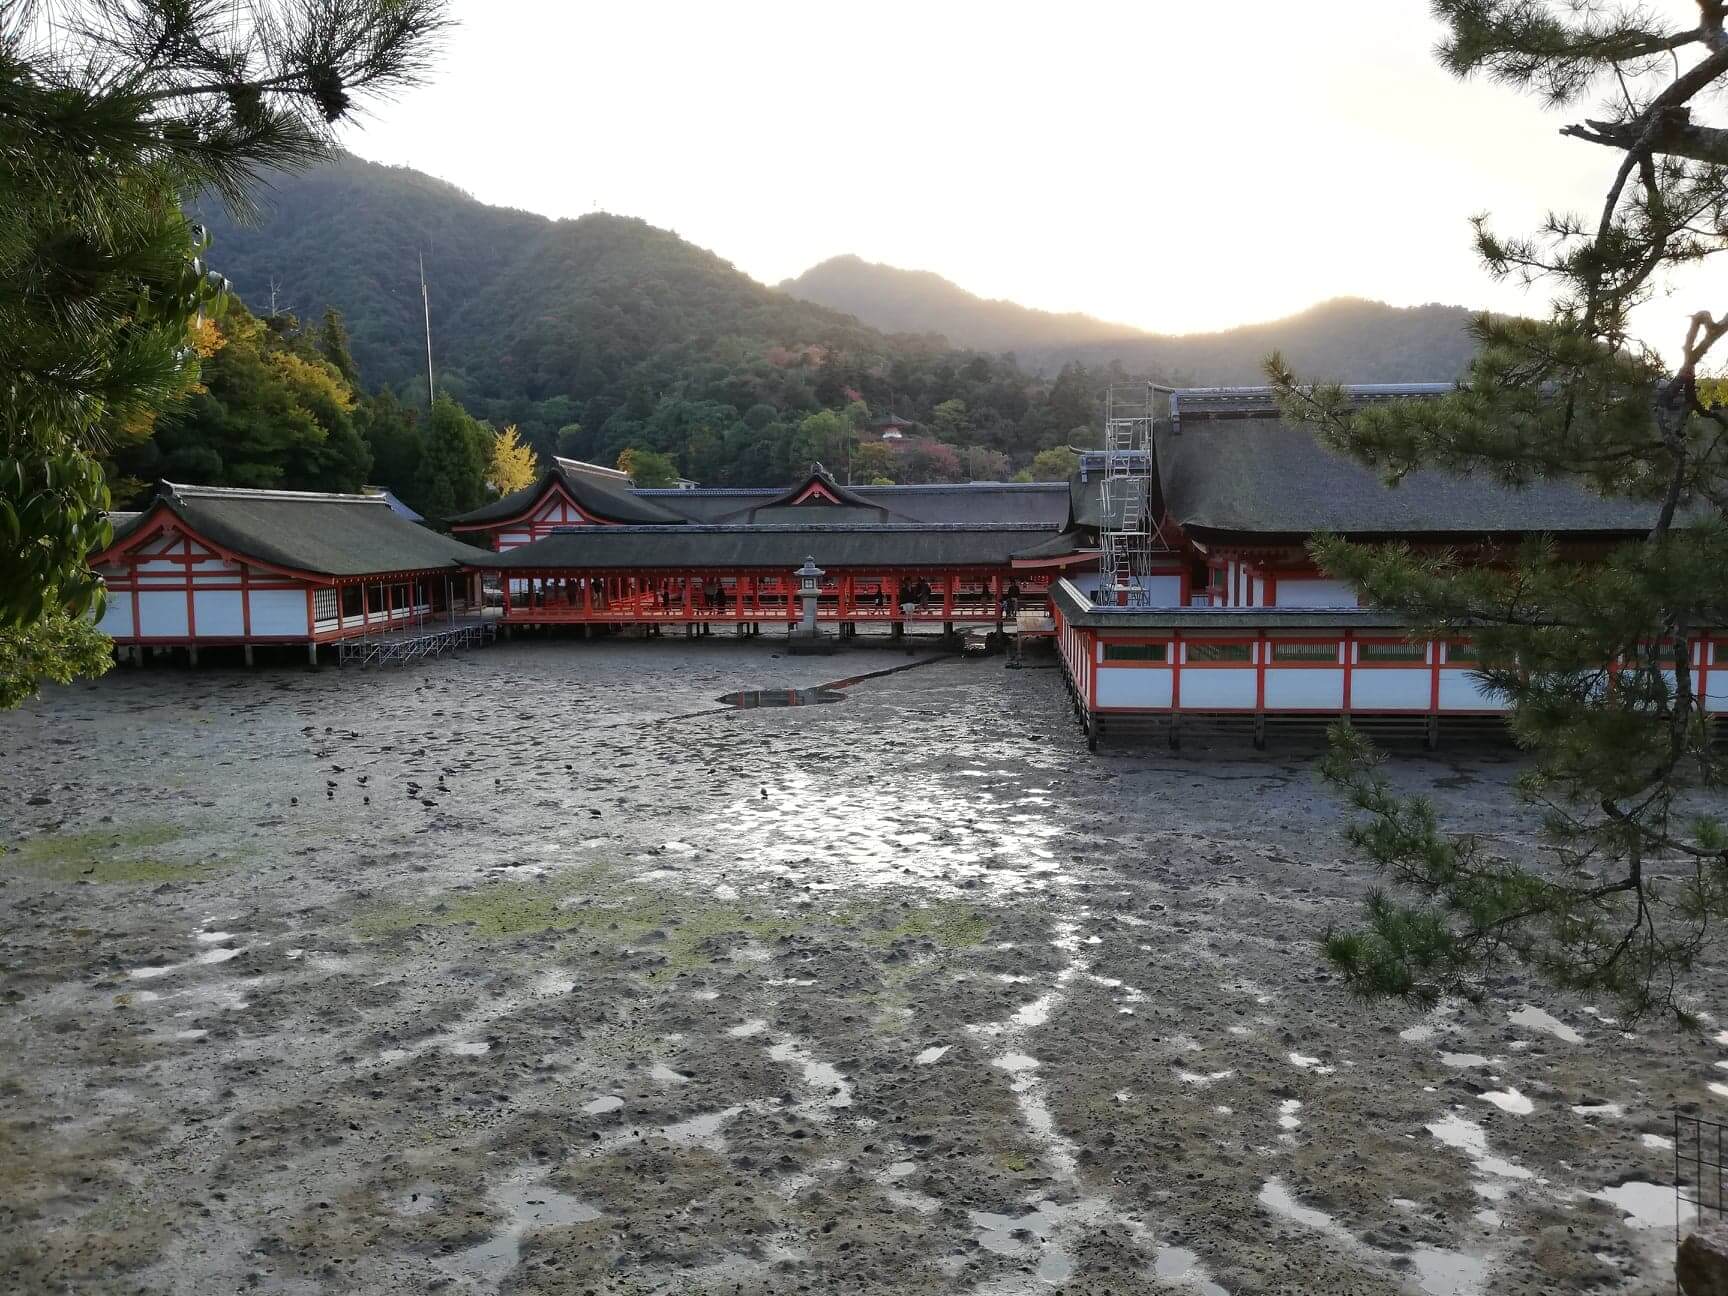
[187,644,199,668]
[243,644,254,668]
[307,641,318,667]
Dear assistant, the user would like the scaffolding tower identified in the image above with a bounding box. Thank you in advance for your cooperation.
[1097,383,1166,606]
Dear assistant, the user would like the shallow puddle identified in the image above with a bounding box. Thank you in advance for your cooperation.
[446,1168,600,1282]
[1476,1087,1533,1115]
[716,688,845,708]
[1508,1005,1582,1043]
[1411,1245,1490,1296]
[1426,1113,1533,1190]
[1590,1180,1694,1229]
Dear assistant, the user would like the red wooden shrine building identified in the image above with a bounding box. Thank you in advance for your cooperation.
[451,468,1096,634]
[90,483,479,662]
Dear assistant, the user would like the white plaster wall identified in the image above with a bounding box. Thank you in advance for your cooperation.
[1179,669,1256,709]
[1438,673,1502,711]
[193,590,244,637]
[1349,669,1431,710]
[1274,579,1357,608]
[1095,668,1172,710]
[1264,669,1345,710]
[249,590,308,637]
[137,591,188,638]
[95,597,133,637]
[1142,574,1183,606]
[1703,673,1728,713]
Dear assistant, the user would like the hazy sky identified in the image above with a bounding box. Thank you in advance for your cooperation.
[337,0,1722,350]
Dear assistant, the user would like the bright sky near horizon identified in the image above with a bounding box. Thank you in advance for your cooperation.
[337,0,1723,353]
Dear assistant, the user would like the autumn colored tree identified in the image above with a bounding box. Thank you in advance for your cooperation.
[488,424,538,494]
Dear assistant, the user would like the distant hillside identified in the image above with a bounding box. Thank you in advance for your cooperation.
[780,255,1483,383]
[186,154,1114,478]
[192,153,887,409]
[188,153,1487,486]
[778,255,1142,352]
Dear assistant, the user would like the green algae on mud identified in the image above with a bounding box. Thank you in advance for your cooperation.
[354,871,993,970]
[0,824,216,885]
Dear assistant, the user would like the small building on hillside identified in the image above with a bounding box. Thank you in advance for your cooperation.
[89,482,479,663]
[869,412,913,441]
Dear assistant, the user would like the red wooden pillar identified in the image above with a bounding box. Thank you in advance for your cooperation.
[942,574,955,620]
[1342,630,1354,714]
[1256,630,1268,712]
[361,581,370,623]
[1171,631,1183,714]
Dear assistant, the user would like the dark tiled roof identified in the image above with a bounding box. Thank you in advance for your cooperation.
[108,483,477,576]
[449,466,687,527]
[476,524,1061,570]
[716,470,905,524]
[1011,529,1093,561]
[636,481,1070,526]
[1068,476,1151,531]
[1156,417,1665,539]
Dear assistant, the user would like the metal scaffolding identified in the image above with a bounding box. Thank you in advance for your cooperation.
[1097,383,1168,606]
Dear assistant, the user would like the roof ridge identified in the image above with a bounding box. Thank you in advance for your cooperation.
[162,481,388,505]
[549,522,1061,535]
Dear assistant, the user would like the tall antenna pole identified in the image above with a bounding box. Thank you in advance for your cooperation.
[419,251,435,407]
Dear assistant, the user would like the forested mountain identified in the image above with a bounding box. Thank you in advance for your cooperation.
[778,255,1148,353]
[191,153,1093,481]
[779,255,1483,383]
[188,152,1481,495]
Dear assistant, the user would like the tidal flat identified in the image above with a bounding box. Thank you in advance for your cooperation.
[1,640,1723,1294]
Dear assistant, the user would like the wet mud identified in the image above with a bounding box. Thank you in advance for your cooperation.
[1,639,1724,1294]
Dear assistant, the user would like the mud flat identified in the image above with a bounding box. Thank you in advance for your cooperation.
[1,640,1724,1294]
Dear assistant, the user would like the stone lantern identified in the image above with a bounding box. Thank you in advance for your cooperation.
[789,556,832,653]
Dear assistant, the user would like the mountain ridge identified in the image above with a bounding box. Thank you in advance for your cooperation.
[778,254,1483,383]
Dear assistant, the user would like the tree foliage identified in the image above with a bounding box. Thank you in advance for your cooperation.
[188,153,1221,483]
[1270,0,1728,1019]
[414,393,489,519]
[488,424,537,494]
[1026,446,1081,481]
[616,447,679,489]
[0,0,448,706]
